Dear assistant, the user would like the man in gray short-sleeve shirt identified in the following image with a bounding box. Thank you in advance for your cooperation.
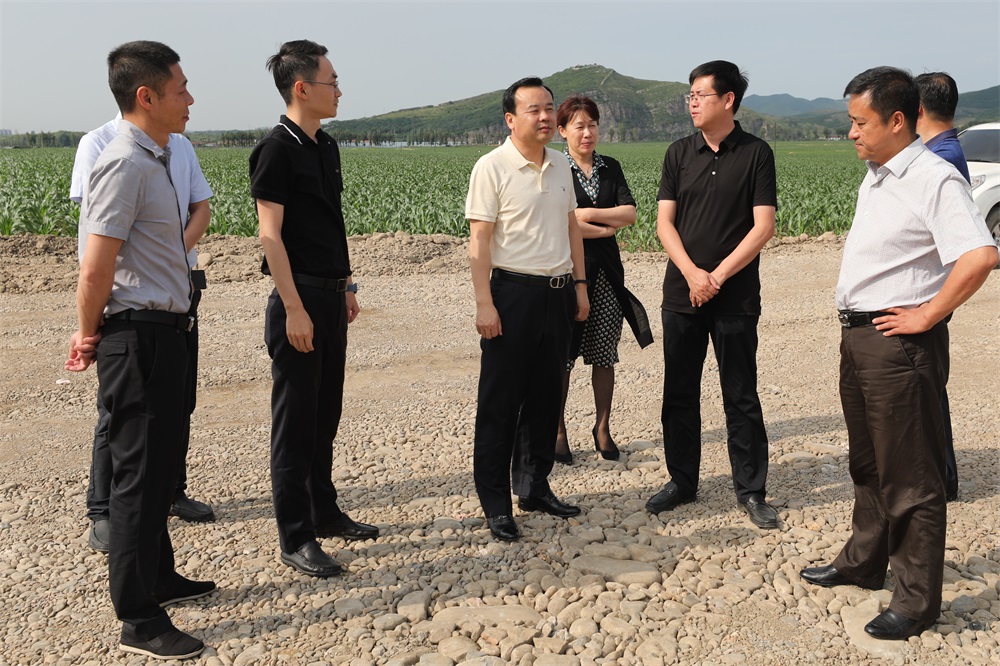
[66,41,213,661]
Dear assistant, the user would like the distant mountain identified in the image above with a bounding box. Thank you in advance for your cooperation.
[957,85,999,127]
[320,65,998,145]
[325,64,697,144]
[742,94,845,117]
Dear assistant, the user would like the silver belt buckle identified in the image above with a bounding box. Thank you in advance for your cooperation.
[549,275,567,289]
[838,312,851,328]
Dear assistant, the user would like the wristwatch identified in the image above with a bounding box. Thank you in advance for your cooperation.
[346,282,358,293]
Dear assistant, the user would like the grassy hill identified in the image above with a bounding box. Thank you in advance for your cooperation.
[323,63,937,144]
[324,64,771,144]
[957,85,1000,127]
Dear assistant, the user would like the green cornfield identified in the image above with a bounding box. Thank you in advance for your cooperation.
[0,141,864,250]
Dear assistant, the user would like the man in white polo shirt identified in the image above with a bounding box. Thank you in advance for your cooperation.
[799,66,996,641]
[71,114,214,553]
[465,77,589,542]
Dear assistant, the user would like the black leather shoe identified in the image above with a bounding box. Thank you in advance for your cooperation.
[800,564,881,589]
[740,494,779,529]
[89,519,110,553]
[169,493,215,523]
[154,574,217,607]
[517,491,581,518]
[315,514,379,540]
[487,515,520,541]
[645,482,695,514]
[280,540,343,577]
[864,609,931,640]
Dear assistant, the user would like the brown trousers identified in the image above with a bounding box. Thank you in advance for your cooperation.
[832,321,949,623]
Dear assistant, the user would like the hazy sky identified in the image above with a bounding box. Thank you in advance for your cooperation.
[2,0,998,132]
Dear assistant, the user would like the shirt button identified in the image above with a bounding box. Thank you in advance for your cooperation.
[712,171,716,175]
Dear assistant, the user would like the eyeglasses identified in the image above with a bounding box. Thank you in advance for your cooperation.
[303,80,340,89]
[684,92,721,104]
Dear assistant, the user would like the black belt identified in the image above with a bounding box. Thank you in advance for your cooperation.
[105,309,195,332]
[292,273,349,291]
[492,268,571,289]
[838,310,891,328]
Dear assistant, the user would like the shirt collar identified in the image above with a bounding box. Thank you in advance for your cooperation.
[867,138,925,179]
[694,120,745,153]
[500,136,551,170]
[278,115,319,146]
[119,119,168,159]
[564,149,606,173]
[923,127,959,151]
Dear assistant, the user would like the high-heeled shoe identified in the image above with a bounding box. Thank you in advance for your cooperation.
[554,444,573,465]
[593,428,620,461]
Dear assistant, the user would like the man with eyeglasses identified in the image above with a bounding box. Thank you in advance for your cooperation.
[646,60,780,530]
[250,39,377,578]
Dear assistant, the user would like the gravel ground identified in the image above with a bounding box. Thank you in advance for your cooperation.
[0,233,998,666]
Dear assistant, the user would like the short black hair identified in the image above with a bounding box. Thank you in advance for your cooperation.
[915,72,960,122]
[266,39,329,104]
[843,66,919,131]
[689,60,749,113]
[502,77,554,115]
[107,41,180,113]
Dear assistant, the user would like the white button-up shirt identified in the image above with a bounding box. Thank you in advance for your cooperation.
[836,139,993,311]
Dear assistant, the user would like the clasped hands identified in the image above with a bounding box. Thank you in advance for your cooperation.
[687,268,721,307]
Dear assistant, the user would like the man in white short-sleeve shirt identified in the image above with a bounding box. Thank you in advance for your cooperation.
[465,77,589,542]
[70,114,214,552]
[799,66,996,642]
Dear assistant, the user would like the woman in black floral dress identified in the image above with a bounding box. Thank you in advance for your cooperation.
[554,95,652,463]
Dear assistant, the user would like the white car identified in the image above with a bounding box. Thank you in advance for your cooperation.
[957,122,1000,250]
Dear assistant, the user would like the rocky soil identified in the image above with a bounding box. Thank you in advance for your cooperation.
[0,233,998,666]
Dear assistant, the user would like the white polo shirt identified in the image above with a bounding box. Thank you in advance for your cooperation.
[465,137,577,276]
[70,116,212,267]
[836,139,994,311]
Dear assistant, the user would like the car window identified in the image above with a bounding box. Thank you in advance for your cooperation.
[958,129,1000,163]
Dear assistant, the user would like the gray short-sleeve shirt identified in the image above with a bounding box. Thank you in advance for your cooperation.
[80,120,191,315]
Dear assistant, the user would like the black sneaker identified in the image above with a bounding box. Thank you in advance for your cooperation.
[153,575,217,607]
[120,625,204,660]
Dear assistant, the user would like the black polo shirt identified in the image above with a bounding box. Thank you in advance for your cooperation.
[656,121,776,315]
[249,115,351,278]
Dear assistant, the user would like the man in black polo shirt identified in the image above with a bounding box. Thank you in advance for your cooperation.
[645,60,780,529]
[249,39,378,578]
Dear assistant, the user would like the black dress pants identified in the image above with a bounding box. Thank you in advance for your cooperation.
[473,277,574,518]
[660,310,768,501]
[87,291,201,521]
[97,319,189,639]
[832,322,949,623]
[265,285,347,554]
